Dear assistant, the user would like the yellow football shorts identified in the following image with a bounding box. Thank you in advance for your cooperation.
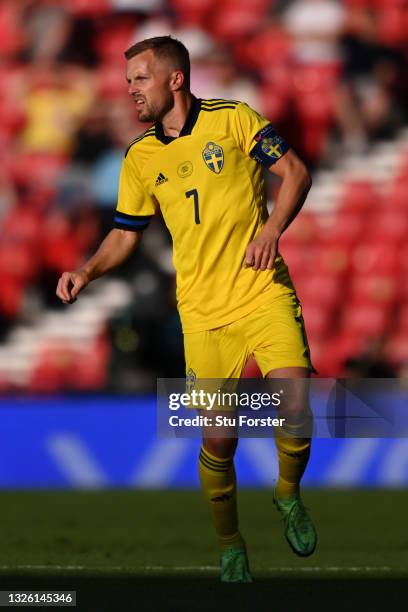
[183,291,313,380]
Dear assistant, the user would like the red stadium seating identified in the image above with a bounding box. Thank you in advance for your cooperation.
[0,242,39,285]
[170,0,215,26]
[259,87,289,123]
[40,213,84,274]
[1,208,42,247]
[29,337,109,392]
[236,26,292,71]
[209,6,265,41]
[8,154,67,189]
[339,180,380,213]
[60,0,109,17]
[320,211,365,247]
[394,306,408,333]
[340,303,390,336]
[281,213,319,245]
[28,343,78,393]
[377,8,408,46]
[324,333,367,375]
[292,65,339,160]
[367,209,408,243]
[301,303,333,341]
[94,21,137,66]
[293,92,335,160]
[0,96,25,138]
[385,333,408,367]
[0,275,25,319]
[279,242,320,281]
[296,273,341,309]
[0,3,24,55]
[349,273,399,305]
[351,242,401,275]
[386,179,408,211]
[72,337,109,390]
[310,339,340,377]
[314,243,350,276]
[96,63,130,98]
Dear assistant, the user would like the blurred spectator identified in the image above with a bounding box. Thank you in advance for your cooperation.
[335,5,406,154]
[282,0,346,65]
[344,338,396,378]
[21,3,71,64]
[20,63,94,154]
[0,170,17,221]
[192,47,262,110]
[112,0,165,12]
[90,99,141,237]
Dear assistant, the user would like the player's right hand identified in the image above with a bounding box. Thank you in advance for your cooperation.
[56,270,89,305]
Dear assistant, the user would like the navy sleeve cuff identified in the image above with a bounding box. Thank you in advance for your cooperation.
[113,211,153,231]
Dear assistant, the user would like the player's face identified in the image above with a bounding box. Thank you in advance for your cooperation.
[126,50,174,122]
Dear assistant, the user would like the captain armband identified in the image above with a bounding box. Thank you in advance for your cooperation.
[249,125,290,168]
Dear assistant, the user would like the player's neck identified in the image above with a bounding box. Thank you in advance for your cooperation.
[161,92,194,138]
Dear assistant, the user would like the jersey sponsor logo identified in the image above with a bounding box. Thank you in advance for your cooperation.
[202,141,224,174]
[155,172,168,186]
[177,161,193,178]
[186,368,196,392]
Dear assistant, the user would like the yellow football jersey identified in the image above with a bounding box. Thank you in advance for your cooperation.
[115,98,295,333]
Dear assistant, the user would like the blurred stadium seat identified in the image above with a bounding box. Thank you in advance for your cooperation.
[340,303,390,337]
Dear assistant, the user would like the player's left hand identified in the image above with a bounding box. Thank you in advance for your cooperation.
[245,229,279,270]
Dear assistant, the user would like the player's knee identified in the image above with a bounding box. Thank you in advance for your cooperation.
[280,402,313,428]
[203,437,237,459]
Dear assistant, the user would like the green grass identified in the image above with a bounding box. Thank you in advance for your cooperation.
[0,489,407,611]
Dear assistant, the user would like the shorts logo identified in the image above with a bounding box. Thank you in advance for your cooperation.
[261,137,283,160]
[186,368,196,392]
[202,142,224,174]
[210,494,231,502]
[178,161,193,178]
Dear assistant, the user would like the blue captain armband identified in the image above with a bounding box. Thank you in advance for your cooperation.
[249,125,290,167]
[114,211,153,231]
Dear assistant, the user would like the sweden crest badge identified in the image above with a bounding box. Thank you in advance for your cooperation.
[202,141,224,174]
[186,368,196,393]
[261,137,283,160]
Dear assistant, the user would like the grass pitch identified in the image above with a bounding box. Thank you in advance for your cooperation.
[0,489,407,611]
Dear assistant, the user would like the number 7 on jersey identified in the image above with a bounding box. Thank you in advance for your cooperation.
[185,189,200,225]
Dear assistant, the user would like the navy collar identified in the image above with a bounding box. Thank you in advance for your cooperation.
[155,96,201,144]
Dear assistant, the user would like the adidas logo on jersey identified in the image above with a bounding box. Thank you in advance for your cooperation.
[155,172,168,186]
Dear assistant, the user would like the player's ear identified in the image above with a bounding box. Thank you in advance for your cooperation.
[170,70,184,91]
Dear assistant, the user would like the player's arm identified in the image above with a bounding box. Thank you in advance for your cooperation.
[245,149,312,270]
[56,228,141,304]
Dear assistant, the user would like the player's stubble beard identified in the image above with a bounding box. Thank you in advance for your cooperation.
[136,92,174,124]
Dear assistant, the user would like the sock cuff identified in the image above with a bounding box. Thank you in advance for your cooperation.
[275,435,311,454]
[199,447,233,472]
[276,419,313,439]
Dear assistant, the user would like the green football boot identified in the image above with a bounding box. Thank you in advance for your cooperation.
[220,546,253,583]
[273,489,317,557]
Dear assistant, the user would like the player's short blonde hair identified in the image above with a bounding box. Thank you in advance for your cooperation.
[124,35,190,89]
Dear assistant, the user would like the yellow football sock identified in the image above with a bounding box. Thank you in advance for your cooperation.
[199,446,245,551]
[275,425,311,500]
